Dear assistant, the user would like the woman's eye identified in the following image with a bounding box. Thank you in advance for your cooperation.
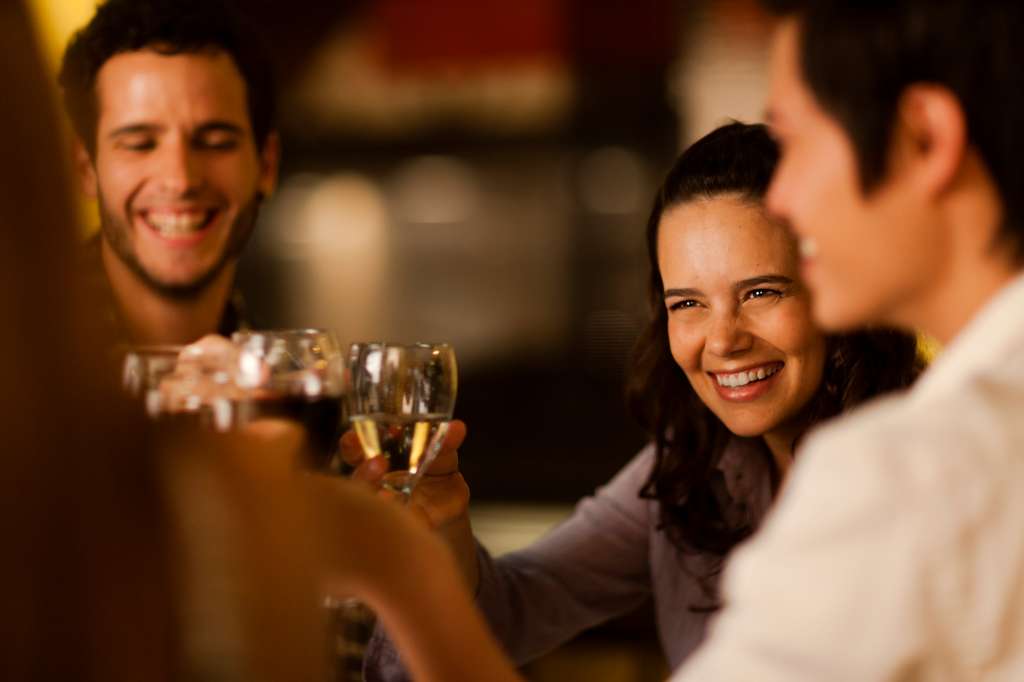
[745,288,782,301]
[668,299,701,312]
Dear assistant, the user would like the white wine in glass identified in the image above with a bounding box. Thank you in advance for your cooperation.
[346,342,457,496]
[349,413,450,493]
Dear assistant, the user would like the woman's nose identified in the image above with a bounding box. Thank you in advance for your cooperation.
[705,311,753,357]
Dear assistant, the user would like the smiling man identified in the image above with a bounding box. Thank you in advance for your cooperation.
[60,0,278,344]
[670,1,1024,680]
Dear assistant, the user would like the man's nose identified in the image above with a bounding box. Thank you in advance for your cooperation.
[156,140,201,195]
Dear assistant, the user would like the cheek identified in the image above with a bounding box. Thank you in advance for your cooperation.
[666,318,703,374]
[786,144,856,228]
[862,202,938,279]
[97,156,154,210]
[214,155,261,196]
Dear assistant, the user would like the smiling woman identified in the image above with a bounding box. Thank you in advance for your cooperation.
[658,194,825,460]
[630,121,924,572]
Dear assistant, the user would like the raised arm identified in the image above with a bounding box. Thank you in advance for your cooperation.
[473,448,656,662]
[309,474,524,682]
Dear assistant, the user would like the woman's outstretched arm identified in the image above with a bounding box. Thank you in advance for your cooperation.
[308,475,525,682]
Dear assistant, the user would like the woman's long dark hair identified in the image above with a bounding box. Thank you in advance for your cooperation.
[627,122,923,563]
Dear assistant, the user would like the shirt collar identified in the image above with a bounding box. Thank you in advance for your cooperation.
[913,270,1024,399]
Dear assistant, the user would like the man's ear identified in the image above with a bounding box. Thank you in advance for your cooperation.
[893,84,967,197]
[257,131,281,198]
[74,138,98,199]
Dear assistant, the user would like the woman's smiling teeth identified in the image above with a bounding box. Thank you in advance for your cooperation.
[714,363,781,388]
[143,209,212,236]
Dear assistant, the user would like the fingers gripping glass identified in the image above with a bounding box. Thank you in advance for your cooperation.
[119,345,183,417]
[346,343,457,496]
[121,331,345,471]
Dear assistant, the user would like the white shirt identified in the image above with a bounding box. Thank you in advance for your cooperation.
[672,272,1024,682]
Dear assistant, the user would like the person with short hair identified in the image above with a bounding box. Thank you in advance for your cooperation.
[59,0,279,344]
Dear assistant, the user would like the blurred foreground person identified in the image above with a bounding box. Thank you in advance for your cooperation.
[359,122,922,680]
[0,3,173,678]
[60,0,279,344]
[0,3,325,679]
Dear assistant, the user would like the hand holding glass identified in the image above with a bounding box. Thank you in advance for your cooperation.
[120,345,183,417]
[346,343,457,496]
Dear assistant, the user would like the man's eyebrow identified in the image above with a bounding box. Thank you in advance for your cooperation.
[193,121,245,136]
[108,123,160,139]
[106,121,246,140]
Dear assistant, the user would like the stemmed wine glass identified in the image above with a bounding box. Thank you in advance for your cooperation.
[122,332,355,678]
[121,331,345,472]
[119,344,184,417]
[345,342,458,497]
[325,342,457,681]
[230,329,345,470]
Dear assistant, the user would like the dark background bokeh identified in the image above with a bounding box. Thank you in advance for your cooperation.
[234,0,766,503]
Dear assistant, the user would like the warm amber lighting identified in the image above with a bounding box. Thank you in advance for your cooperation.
[27,0,93,71]
[27,0,99,236]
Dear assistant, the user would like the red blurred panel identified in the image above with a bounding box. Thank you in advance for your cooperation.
[375,0,568,70]
[570,0,676,68]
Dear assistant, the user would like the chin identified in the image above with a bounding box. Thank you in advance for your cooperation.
[719,417,772,439]
[148,271,204,288]
[147,258,220,285]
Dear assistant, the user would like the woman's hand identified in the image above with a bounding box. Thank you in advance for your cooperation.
[339,420,479,592]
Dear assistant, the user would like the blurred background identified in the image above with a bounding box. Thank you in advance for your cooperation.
[31,1,774,679]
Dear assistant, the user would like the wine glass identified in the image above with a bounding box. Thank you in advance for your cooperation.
[345,342,458,497]
[231,329,345,470]
[130,332,354,679]
[119,344,184,417]
[329,342,457,679]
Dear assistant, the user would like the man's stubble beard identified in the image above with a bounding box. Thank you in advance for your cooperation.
[99,193,263,301]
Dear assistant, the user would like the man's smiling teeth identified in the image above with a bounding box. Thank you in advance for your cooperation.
[144,210,210,236]
[715,364,781,388]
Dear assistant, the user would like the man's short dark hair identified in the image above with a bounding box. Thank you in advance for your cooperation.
[764,0,1024,262]
[58,0,275,154]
